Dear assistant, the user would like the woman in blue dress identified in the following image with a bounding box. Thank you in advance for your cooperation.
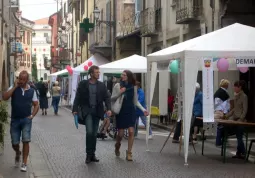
[111,70,148,161]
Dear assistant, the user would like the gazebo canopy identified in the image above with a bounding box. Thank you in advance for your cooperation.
[99,54,147,73]
[146,23,255,165]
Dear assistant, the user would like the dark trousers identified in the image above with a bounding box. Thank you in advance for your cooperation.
[216,125,245,154]
[173,120,193,141]
[85,114,100,156]
[52,96,60,113]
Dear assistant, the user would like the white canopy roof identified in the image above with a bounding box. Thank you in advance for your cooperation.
[50,69,68,76]
[100,54,147,73]
[148,23,255,67]
[146,23,255,165]
[74,53,109,72]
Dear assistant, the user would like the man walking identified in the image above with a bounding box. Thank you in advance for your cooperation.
[3,70,39,172]
[72,65,111,164]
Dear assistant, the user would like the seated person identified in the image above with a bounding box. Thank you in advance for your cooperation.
[172,83,202,143]
[224,80,248,159]
[214,79,230,146]
[97,112,111,139]
[191,83,203,142]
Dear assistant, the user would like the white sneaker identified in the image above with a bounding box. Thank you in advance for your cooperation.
[148,135,153,140]
[20,163,27,172]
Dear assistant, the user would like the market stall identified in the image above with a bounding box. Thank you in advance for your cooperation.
[146,23,255,165]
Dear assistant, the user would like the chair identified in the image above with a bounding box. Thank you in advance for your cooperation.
[150,106,160,124]
[246,139,255,163]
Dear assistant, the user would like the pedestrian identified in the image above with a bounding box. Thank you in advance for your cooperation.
[72,65,111,164]
[39,81,49,115]
[2,70,39,172]
[52,81,61,115]
[112,70,148,161]
[134,81,152,139]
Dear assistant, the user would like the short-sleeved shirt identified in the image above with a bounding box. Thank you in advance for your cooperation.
[8,85,38,101]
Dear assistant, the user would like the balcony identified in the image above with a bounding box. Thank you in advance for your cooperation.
[176,0,202,24]
[140,7,161,37]
[58,48,70,62]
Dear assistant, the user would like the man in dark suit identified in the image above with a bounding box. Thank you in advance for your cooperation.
[72,65,111,164]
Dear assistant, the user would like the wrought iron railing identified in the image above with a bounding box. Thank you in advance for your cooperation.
[118,12,141,36]
[176,0,202,23]
[140,7,161,36]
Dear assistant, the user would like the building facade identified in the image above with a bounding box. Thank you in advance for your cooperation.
[32,18,51,81]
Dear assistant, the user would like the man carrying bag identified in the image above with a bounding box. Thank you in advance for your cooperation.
[72,65,111,164]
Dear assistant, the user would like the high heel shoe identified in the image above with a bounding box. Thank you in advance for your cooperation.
[115,143,121,156]
[126,150,133,161]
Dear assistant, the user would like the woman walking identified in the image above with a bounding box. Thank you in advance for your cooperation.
[39,81,49,115]
[111,70,148,161]
[52,81,61,115]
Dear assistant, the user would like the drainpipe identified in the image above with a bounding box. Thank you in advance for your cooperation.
[112,0,116,61]
[86,0,89,60]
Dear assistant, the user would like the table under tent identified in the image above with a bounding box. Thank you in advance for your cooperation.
[146,23,255,165]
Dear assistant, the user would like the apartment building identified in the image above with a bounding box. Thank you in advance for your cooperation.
[32,18,51,81]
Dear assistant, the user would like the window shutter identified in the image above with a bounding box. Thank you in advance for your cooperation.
[106,1,111,44]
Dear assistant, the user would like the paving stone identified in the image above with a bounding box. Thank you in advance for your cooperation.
[29,107,255,178]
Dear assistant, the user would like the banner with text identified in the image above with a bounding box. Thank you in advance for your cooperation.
[202,58,214,122]
[236,58,255,67]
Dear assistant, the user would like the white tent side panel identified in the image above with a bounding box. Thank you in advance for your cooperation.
[182,57,199,165]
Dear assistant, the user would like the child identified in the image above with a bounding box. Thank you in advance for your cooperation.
[97,111,111,139]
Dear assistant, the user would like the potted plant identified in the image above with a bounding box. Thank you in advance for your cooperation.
[0,101,8,154]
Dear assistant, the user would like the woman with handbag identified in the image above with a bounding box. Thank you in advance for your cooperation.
[39,81,49,115]
[52,81,61,115]
[111,70,148,161]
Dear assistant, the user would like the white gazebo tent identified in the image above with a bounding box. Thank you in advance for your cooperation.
[73,53,109,73]
[146,23,255,165]
[99,54,147,74]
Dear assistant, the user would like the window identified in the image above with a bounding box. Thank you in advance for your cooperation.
[23,31,26,44]
[155,0,161,30]
[44,33,48,37]
[27,54,31,67]
[27,32,30,45]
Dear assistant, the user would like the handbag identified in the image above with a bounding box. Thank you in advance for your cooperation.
[46,91,51,98]
[112,95,124,114]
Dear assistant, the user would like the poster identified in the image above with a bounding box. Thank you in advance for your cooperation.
[202,58,214,122]
[70,71,80,105]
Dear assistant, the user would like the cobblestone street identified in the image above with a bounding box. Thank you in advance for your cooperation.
[1,107,255,178]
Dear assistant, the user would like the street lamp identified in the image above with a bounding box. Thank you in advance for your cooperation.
[93,7,115,26]
[93,7,100,20]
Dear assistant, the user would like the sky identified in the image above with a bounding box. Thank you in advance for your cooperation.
[20,0,58,21]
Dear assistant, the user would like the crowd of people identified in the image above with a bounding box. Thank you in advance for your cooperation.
[2,65,250,172]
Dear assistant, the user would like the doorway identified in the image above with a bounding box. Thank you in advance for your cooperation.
[240,68,255,122]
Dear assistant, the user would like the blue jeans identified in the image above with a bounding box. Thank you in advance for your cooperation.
[52,96,60,113]
[135,116,152,136]
[85,114,100,156]
[10,118,32,145]
[235,126,245,155]
[219,126,245,155]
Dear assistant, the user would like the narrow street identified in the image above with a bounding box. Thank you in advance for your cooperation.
[1,107,253,178]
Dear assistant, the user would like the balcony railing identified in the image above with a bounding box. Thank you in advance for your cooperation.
[118,12,141,37]
[140,7,161,37]
[58,48,69,61]
[176,0,202,24]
